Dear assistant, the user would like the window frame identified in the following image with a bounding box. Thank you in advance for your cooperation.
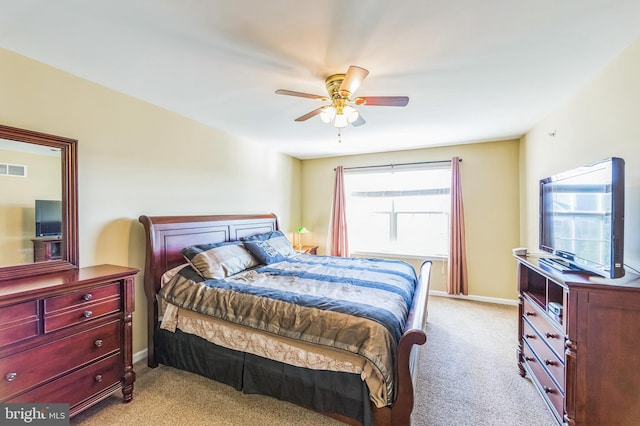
[344,164,452,259]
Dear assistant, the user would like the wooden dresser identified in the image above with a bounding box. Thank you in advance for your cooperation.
[0,265,138,417]
[515,255,640,425]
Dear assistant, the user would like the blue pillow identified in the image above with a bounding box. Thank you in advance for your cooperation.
[241,230,286,242]
[241,230,295,258]
[243,240,286,264]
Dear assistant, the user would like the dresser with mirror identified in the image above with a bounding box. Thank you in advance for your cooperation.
[0,124,138,417]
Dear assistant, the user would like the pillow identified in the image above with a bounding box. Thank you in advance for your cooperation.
[241,230,295,257]
[181,241,257,279]
[243,240,286,264]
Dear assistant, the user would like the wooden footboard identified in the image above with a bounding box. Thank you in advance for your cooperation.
[374,260,431,426]
[139,214,431,426]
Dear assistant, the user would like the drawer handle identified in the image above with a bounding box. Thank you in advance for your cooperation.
[545,332,558,339]
[524,356,535,362]
[525,311,536,317]
[94,339,104,347]
[83,310,93,318]
[94,374,103,383]
[543,386,555,394]
[544,359,558,366]
[524,334,536,339]
[82,293,93,301]
[5,372,17,382]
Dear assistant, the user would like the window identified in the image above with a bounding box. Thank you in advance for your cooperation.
[344,166,451,257]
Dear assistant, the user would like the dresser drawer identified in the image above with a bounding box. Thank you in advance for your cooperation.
[8,353,121,408]
[523,318,565,391]
[523,340,564,420]
[45,282,120,313]
[0,301,39,347]
[44,298,121,333]
[0,320,120,400]
[523,297,564,358]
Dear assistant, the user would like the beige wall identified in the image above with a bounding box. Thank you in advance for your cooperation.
[301,140,521,301]
[520,37,640,272]
[0,48,301,355]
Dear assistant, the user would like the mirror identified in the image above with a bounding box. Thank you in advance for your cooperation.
[0,124,78,281]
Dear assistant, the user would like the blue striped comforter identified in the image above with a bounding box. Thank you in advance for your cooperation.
[158,254,417,404]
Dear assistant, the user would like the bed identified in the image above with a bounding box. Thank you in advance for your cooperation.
[139,213,431,426]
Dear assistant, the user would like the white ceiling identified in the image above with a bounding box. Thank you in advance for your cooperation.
[1,1,639,159]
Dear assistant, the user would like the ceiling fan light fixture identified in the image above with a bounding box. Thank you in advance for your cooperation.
[320,106,336,124]
[321,103,358,127]
[344,106,359,123]
[334,113,349,128]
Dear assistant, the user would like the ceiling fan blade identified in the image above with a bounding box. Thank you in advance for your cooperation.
[339,66,369,96]
[354,96,409,107]
[294,107,324,122]
[351,114,366,127]
[276,89,327,101]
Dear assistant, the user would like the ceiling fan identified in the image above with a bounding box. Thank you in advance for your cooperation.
[276,66,409,128]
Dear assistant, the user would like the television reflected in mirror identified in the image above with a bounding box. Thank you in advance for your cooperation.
[35,200,62,237]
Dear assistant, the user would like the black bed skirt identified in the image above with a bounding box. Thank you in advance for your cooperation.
[154,326,372,425]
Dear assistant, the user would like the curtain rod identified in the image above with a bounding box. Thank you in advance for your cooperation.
[337,158,461,171]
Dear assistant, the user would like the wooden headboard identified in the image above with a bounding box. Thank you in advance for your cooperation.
[138,213,279,365]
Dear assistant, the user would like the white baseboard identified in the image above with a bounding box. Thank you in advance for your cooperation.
[133,348,148,364]
[429,290,518,306]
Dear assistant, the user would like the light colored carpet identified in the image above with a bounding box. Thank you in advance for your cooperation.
[71,296,556,425]
[412,297,556,426]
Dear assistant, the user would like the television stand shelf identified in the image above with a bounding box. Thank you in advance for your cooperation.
[31,237,62,262]
[538,257,585,274]
[515,254,640,425]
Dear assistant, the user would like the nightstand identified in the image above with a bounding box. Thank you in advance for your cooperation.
[295,245,318,255]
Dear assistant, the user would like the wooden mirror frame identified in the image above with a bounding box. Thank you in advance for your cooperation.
[0,124,78,281]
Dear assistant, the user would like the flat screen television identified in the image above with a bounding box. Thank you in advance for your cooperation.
[35,199,62,237]
[539,157,625,278]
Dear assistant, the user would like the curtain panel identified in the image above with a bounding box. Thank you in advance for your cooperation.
[329,166,349,257]
[447,157,468,295]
